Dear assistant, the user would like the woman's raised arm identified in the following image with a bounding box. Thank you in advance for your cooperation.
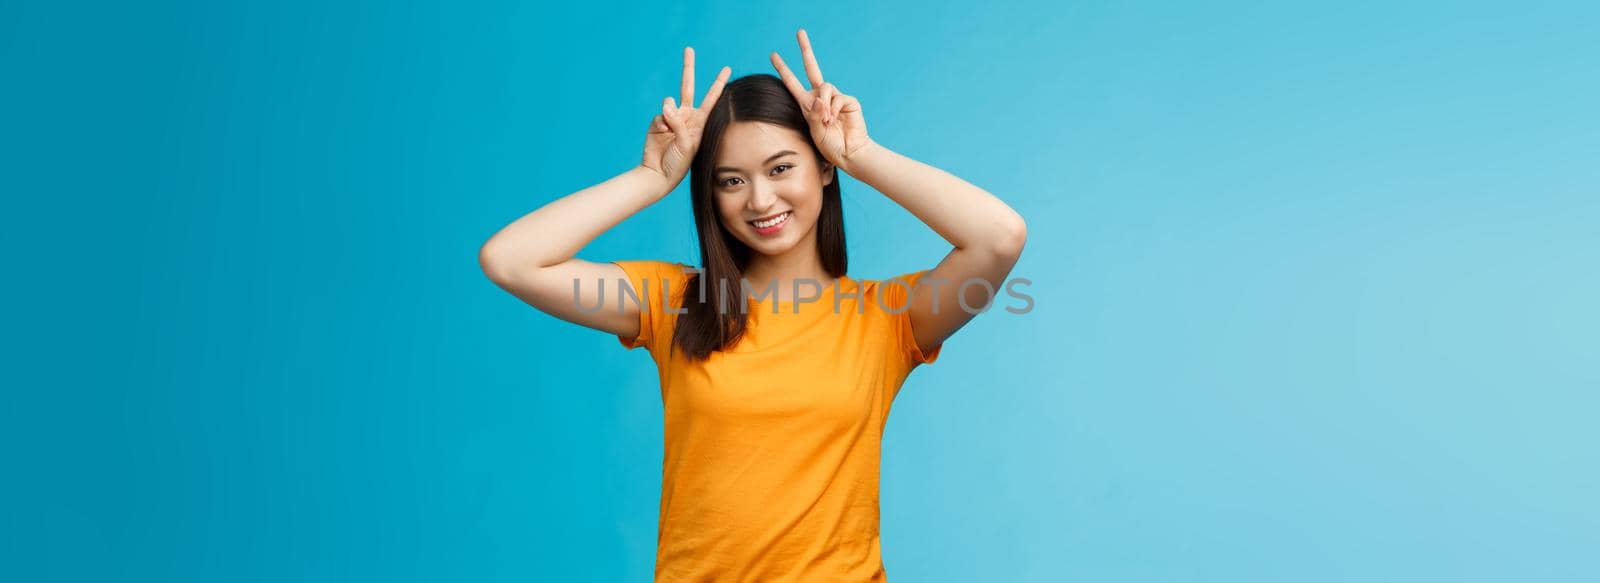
[479,48,730,338]
[771,30,1027,355]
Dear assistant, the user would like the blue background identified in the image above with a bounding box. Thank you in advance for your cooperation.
[3,0,1596,580]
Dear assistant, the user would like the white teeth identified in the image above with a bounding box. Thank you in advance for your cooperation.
[752,211,789,228]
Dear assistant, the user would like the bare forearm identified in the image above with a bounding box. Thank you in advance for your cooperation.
[480,165,673,275]
[842,140,1025,253]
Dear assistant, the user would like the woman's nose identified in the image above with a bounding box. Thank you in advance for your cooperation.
[746,179,778,211]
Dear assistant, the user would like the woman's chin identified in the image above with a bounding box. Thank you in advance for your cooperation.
[748,241,796,257]
[742,231,801,257]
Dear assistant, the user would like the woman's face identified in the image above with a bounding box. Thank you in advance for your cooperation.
[711,121,833,258]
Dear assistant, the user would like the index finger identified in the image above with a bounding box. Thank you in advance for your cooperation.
[698,66,732,111]
[797,29,825,88]
[681,47,695,108]
[769,52,814,109]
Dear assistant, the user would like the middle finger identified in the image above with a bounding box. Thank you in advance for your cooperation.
[681,47,695,107]
[797,29,825,88]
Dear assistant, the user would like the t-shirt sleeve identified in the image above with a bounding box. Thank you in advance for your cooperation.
[884,269,945,367]
[609,260,693,354]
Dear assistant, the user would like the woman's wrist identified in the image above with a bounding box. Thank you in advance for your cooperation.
[630,164,681,200]
[837,138,884,177]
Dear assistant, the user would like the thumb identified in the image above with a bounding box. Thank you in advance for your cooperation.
[811,94,829,121]
[661,98,687,134]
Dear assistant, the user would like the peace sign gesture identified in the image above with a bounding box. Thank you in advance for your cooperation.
[641,47,732,186]
[770,29,872,172]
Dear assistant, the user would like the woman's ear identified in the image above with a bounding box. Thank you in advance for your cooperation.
[821,162,835,187]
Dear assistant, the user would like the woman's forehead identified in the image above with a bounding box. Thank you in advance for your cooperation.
[716,122,806,167]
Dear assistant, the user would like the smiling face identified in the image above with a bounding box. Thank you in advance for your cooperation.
[712,121,834,258]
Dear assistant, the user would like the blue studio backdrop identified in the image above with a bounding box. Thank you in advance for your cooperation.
[2,1,1596,581]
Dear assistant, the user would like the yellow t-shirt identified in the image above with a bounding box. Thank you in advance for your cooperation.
[611,260,942,582]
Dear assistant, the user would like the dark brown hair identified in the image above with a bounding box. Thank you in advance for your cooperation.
[671,74,847,361]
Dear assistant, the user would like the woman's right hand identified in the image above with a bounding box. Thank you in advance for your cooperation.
[641,47,731,186]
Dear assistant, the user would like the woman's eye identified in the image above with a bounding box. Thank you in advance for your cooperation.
[770,164,793,176]
[719,177,743,188]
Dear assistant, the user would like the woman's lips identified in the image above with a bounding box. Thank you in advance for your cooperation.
[749,211,792,236]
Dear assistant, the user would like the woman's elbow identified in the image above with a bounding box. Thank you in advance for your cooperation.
[991,212,1027,258]
[478,241,518,286]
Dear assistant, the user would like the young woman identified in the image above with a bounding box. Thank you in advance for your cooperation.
[480,30,1026,582]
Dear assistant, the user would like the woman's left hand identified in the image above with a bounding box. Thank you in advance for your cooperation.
[770,29,873,173]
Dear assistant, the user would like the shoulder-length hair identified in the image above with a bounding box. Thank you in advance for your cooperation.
[672,74,847,361]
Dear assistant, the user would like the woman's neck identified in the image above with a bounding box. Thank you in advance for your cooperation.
[742,250,833,302]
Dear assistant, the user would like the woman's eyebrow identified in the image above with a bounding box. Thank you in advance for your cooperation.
[714,150,798,173]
